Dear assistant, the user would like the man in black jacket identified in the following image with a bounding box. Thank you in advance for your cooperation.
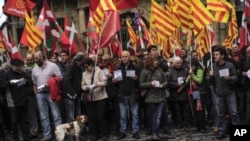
[0,59,33,141]
[62,52,85,122]
[207,46,240,140]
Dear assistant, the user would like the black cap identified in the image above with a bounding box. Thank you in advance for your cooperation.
[10,59,24,66]
[147,45,157,53]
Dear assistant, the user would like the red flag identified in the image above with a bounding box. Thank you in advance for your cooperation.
[89,0,138,11]
[100,11,121,47]
[240,0,250,49]
[3,0,36,18]
[109,35,122,57]
[9,35,23,61]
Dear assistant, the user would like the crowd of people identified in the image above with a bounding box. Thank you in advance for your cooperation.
[0,44,249,141]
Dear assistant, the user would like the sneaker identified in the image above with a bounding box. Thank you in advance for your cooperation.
[132,132,140,139]
[117,132,126,140]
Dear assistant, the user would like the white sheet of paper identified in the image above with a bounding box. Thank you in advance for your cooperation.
[219,68,229,77]
[247,70,250,79]
[113,70,123,81]
[102,68,109,76]
[10,79,22,84]
[154,80,160,87]
[126,70,135,77]
[37,84,46,90]
[177,77,184,85]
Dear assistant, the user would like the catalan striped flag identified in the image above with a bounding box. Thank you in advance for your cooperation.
[0,31,7,52]
[22,12,43,52]
[207,0,232,12]
[176,0,192,32]
[207,0,232,23]
[126,19,137,45]
[195,27,210,59]
[151,0,177,40]
[92,0,117,34]
[223,6,238,48]
[191,0,214,35]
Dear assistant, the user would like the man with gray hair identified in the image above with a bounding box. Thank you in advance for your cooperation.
[32,51,62,141]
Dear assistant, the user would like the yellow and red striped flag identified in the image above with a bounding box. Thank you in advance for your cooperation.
[207,0,232,23]
[191,0,214,35]
[92,0,117,34]
[195,27,210,59]
[223,6,238,48]
[207,0,232,12]
[176,0,192,32]
[22,12,43,52]
[126,19,137,45]
[212,11,230,23]
[151,0,177,40]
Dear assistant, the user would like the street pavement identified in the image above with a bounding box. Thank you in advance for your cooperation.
[5,125,230,141]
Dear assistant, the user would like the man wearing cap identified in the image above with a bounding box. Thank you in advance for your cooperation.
[32,51,62,141]
[0,58,33,141]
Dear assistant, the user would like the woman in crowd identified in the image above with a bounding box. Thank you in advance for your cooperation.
[81,58,108,141]
[140,54,168,140]
[167,57,191,128]
[186,58,206,133]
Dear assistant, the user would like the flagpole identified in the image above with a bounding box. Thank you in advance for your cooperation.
[94,12,110,69]
[207,25,213,71]
[86,35,89,57]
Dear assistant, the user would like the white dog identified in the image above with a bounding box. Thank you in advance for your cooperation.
[55,115,88,141]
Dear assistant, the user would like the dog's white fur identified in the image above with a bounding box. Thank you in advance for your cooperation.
[55,115,87,141]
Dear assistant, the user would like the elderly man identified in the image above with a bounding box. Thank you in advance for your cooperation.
[112,51,141,140]
[32,51,62,141]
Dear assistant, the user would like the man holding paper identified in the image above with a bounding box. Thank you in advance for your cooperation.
[0,58,33,141]
[207,46,240,140]
[112,51,141,140]
[32,51,62,141]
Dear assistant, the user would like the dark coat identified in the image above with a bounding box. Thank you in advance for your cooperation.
[62,61,83,98]
[0,69,33,106]
[114,62,140,102]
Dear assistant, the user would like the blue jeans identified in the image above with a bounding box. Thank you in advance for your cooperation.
[119,97,139,134]
[36,93,62,139]
[214,92,240,135]
[64,97,81,122]
[147,102,164,134]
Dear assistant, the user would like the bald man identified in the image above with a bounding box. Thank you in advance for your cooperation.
[113,51,141,140]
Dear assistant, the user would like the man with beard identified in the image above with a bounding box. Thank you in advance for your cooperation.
[0,59,33,141]
[32,51,62,141]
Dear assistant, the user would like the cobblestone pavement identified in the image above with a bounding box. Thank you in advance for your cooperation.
[5,126,230,141]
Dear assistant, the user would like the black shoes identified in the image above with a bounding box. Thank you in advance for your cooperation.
[117,132,126,140]
[132,132,141,139]
[216,134,226,140]
[163,129,171,134]
[145,130,152,135]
